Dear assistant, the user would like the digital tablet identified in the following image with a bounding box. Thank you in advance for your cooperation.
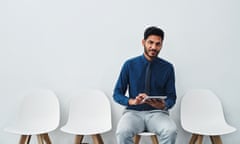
[142,96,167,102]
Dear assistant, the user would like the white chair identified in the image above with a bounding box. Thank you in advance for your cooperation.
[4,89,60,144]
[61,89,112,144]
[134,132,158,144]
[180,89,236,144]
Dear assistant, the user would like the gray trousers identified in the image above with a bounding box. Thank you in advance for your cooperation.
[116,110,177,144]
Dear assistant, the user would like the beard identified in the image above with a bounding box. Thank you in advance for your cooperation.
[144,46,160,59]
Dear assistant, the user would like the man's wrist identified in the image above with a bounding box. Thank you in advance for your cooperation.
[128,99,135,105]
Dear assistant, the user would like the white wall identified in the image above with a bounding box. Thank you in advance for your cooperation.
[1,0,239,143]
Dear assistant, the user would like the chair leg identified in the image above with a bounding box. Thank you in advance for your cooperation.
[196,135,203,144]
[133,135,141,144]
[41,133,51,144]
[210,136,215,144]
[189,134,198,144]
[37,135,44,144]
[210,136,223,144]
[19,135,31,144]
[75,135,84,144]
[92,134,104,144]
[26,135,31,144]
[214,136,223,144]
[151,135,158,144]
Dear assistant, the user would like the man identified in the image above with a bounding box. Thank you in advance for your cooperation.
[113,26,177,144]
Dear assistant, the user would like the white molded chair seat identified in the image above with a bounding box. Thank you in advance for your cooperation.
[134,131,158,144]
[4,89,60,144]
[180,89,236,144]
[61,89,112,144]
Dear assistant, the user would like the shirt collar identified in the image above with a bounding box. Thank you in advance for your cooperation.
[141,54,157,64]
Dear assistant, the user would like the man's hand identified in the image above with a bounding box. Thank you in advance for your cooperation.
[144,99,166,110]
[128,93,147,105]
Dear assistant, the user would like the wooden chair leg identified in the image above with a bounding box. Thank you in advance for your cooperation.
[214,136,223,144]
[92,134,104,144]
[133,135,141,144]
[75,135,84,144]
[96,134,104,144]
[196,135,203,144]
[19,135,27,144]
[41,133,51,144]
[210,136,215,144]
[151,135,158,144]
[37,135,44,144]
[210,136,222,144]
[189,134,198,144]
[26,135,31,144]
[19,135,31,144]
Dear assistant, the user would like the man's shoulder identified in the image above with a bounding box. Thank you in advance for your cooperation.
[155,57,173,67]
[125,55,142,64]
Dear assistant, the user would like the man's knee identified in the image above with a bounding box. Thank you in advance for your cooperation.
[116,127,135,138]
[156,124,177,138]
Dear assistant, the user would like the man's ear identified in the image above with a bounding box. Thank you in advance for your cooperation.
[142,39,145,46]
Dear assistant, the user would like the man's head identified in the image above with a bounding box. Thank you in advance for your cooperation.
[142,26,165,61]
[144,26,164,40]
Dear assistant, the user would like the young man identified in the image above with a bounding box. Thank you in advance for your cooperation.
[113,26,177,144]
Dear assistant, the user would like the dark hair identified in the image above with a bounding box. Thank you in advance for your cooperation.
[144,26,164,40]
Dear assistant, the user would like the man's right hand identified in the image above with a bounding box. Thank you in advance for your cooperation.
[128,93,147,105]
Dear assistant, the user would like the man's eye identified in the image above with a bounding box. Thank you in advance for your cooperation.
[148,41,153,44]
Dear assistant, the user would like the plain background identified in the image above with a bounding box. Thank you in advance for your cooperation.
[0,0,239,143]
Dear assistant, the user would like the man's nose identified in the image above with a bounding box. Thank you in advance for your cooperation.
[151,44,157,49]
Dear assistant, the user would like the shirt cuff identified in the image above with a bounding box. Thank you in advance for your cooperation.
[164,101,170,111]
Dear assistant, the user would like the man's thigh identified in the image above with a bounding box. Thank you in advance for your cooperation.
[116,110,145,134]
[145,111,176,132]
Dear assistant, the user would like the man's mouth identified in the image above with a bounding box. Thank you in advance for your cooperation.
[149,50,157,55]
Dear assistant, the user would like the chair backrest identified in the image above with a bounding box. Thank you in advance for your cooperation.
[180,89,236,135]
[6,89,60,135]
[62,89,112,135]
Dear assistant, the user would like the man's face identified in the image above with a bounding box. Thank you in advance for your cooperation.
[142,35,163,61]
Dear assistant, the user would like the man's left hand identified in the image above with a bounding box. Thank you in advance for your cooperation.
[144,99,166,110]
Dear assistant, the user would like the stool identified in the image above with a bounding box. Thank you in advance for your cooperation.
[134,132,158,144]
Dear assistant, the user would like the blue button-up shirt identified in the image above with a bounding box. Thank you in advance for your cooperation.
[113,54,177,111]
